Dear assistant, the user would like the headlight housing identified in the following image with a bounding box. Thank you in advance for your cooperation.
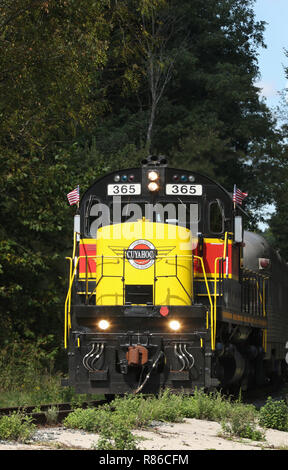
[169,320,181,331]
[98,320,110,330]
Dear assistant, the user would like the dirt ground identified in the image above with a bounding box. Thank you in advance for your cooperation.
[0,418,287,450]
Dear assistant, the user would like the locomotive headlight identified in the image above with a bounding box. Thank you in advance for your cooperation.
[98,320,110,330]
[169,320,181,331]
[148,181,159,192]
[148,170,159,181]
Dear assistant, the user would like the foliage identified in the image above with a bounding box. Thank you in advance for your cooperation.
[259,396,288,431]
[95,414,140,450]
[221,403,264,440]
[180,388,233,421]
[64,388,269,445]
[0,335,58,391]
[63,406,110,432]
[0,412,36,442]
[0,336,81,406]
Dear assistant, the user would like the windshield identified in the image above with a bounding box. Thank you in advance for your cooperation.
[88,199,200,237]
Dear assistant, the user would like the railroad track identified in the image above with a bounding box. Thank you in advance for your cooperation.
[0,400,107,425]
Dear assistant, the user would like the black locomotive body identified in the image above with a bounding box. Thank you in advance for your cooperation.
[63,156,288,394]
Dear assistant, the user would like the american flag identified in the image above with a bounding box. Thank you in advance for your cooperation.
[233,185,248,205]
[67,186,80,206]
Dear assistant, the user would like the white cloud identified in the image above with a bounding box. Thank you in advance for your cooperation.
[255,80,278,98]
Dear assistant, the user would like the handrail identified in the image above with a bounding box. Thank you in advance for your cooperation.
[64,250,222,352]
[64,254,195,348]
[194,255,214,350]
[64,232,78,348]
[212,231,229,351]
[242,269,269,317]
[64,256,80,349]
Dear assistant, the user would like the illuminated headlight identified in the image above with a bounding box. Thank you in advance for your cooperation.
[148,181,159,192]
[169,320,181,331]
[148,170,159,181]
[98,320,110,330]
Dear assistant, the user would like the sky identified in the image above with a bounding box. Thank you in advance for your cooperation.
[253,0,288,110]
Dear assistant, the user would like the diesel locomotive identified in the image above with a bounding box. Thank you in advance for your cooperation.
[63,156,288,394]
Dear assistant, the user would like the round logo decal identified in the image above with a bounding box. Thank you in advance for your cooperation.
[126,239,157,270]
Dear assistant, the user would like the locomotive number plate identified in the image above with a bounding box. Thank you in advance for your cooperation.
[166,184,203,196]
[107,183,141,195]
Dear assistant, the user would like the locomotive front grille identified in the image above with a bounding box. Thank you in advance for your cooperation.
[125,284,153,305]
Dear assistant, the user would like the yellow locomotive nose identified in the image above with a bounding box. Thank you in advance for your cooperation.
[95,219,193,306]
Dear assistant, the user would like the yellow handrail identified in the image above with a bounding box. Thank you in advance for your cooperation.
[64,232,78,347]
[194,255,214,349]
[213,232,229,351]
[64,249,224,352]
[64,256,79,348]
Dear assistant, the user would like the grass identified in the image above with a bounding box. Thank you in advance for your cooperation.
[0,338,104,407]
[0,412,36,442]
[63,388,267,449]
[0,373,104,408]
[1,387,288,448]
[0,340,287,448]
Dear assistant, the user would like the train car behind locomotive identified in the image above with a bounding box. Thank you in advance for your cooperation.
[63,156,288,394]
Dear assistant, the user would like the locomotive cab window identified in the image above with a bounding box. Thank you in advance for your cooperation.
[209,199,224,234]
[86,199,110,237]
[146,201,200,233]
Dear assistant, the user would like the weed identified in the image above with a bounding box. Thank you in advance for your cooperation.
[95,414,140,450]
[63,406,111,432]
[0,412,36,442]
[259,396,288,431]
[221,404,264,441]
[45,406,59,425]
[180,388,233,421]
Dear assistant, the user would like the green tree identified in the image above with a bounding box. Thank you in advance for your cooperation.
[0,0,113,345]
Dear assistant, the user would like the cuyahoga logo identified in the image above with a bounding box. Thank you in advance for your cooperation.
[126,239,157,269]
[109,241,175,270]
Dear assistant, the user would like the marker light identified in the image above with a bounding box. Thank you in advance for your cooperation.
[98,320,110,330]
[114,174,121,182]
[169,320,181,331]
[148,181,159,192]
[148,170,159,181]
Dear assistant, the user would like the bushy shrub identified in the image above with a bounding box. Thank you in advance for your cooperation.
[0,412,36,442]
[95,414,140,450]
[63,406,111,432]
[221,404,264,441]
[259,397,288,431]
[180,388,233,421]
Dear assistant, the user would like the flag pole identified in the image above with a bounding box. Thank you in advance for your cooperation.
[76,185,80,212]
